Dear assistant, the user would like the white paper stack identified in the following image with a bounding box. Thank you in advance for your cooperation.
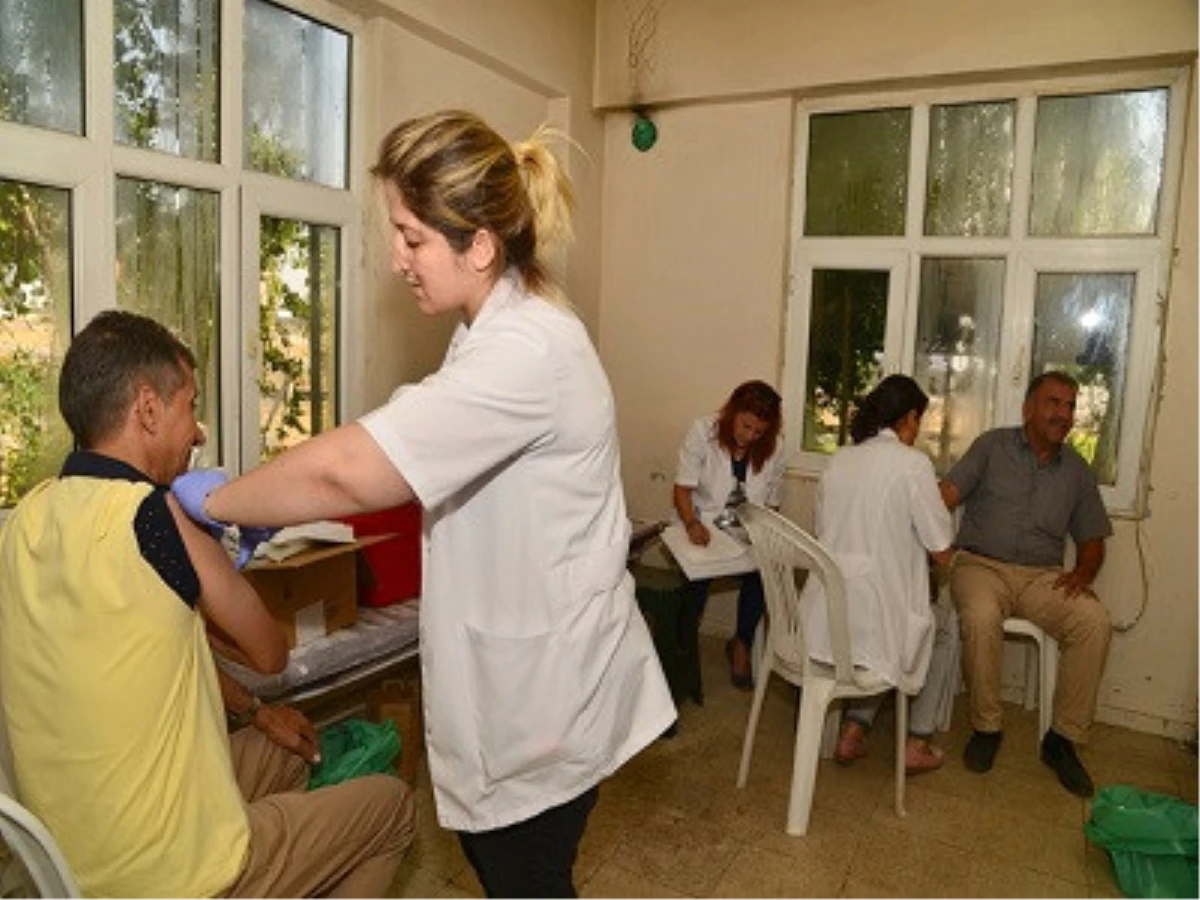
[253,519,355,562]
[660,521,757,580]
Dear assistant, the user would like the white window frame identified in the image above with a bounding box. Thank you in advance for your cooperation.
[0,0,363,483]
[782,65,1189,517]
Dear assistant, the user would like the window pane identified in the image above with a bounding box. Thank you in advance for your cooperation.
[115,177,220,465]
[244,0,349,189]
[1030,89,1168,236]
[0,180,73,505]
[0,0,83,134]
[113,0,220,160]
[805,109,910,236]
[1031,272,1133,485]
[803,269,888,453]
[925,101,1015,237]
[913,258,1005,473]
[259,216,339,461]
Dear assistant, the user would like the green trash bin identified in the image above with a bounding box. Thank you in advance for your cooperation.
[630,562,703,706]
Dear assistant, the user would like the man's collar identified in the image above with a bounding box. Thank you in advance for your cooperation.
[60,450,157,485]
[1016,425,1062,464]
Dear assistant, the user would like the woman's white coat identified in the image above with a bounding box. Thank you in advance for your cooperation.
[801,430,954,693]
[361,272,674,831]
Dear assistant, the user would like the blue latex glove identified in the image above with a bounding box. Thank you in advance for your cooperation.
[236,525,279,570]
[171,468,232,539]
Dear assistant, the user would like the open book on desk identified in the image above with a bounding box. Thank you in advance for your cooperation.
[660,521,757,581]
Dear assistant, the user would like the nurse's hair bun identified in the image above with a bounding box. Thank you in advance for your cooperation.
[512,124,576,259]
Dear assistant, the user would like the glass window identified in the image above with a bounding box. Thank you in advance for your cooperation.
[925,101,1015,237]
[113,0,221,160]
[802,269,889,453]
[805,109,911,236]
[1031,272,1133,485]
[243,0,350,189]
[1030,89,1168,236]
[0,0,358,507]
[0,0,83,135]
[115,177,221,465]
[0,179,73,505]
[913,258,1005,473]
[258,216,339,461]
[787,73,1180,512]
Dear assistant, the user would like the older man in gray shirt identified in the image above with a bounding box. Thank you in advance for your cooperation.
[941,371,1112,797]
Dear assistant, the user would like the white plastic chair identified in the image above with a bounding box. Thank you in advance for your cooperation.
[0,792,80,898]
[1003,617,1058,743]
[736,503,907,837]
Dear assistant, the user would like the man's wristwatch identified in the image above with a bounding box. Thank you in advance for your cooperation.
[228,694,262,729]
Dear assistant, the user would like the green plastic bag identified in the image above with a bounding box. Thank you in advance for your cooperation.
[307,718,401,789]
[1084,784,1199,898]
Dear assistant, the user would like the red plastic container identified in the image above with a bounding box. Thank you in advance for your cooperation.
[338,503,423,607]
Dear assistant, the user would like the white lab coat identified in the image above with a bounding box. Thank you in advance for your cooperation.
[360,271,675,832]
[801,429,954,693]
[674,413,787,523]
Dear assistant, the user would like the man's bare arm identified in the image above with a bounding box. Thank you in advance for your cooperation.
[1054,538,1106,598]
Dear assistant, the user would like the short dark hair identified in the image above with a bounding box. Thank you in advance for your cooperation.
[850,374,929,444]
[1026,370,1079,401]
[59,310,197,449]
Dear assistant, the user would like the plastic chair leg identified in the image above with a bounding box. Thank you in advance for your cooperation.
[751,618,766,683]
[786,680,835,837]
[1039,635,1058,741]
[1023,638,1039,710]
[894,689,907,819]
[736,655,773,788]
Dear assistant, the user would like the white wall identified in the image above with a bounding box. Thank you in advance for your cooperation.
[594,0,1197,108]
[342,0,604,409]
[600,98,794,518]
[595,0,1199,738]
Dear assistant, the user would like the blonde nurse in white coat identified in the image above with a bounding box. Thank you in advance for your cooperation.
[801,375,955,773]
[172,110,675,898]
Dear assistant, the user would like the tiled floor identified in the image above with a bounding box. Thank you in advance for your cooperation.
[391,634,1198,898]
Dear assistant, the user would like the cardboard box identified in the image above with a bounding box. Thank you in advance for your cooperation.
[367,678,424,786]
[243,535,392,648]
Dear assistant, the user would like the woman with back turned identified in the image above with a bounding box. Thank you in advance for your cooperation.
[802,374,956,773]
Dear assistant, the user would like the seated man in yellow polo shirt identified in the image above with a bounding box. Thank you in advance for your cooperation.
[0,310,415,898]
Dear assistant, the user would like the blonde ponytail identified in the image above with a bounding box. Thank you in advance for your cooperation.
[512,125,576,257]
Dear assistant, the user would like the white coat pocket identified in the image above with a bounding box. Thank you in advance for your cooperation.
[465,625,582,785]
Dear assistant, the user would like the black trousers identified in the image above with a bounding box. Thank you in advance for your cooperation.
[457,785,599,898]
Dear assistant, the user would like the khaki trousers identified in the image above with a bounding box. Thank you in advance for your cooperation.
[224,726,416,898]
[951,551,1111,743]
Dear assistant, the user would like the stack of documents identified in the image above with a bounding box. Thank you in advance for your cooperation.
[660,521,757,580]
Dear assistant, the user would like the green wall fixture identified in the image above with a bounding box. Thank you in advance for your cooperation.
[632,112,658,152]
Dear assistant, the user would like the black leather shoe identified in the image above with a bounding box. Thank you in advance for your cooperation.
[1041,729,1095,797]
[963,730,1003,773]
